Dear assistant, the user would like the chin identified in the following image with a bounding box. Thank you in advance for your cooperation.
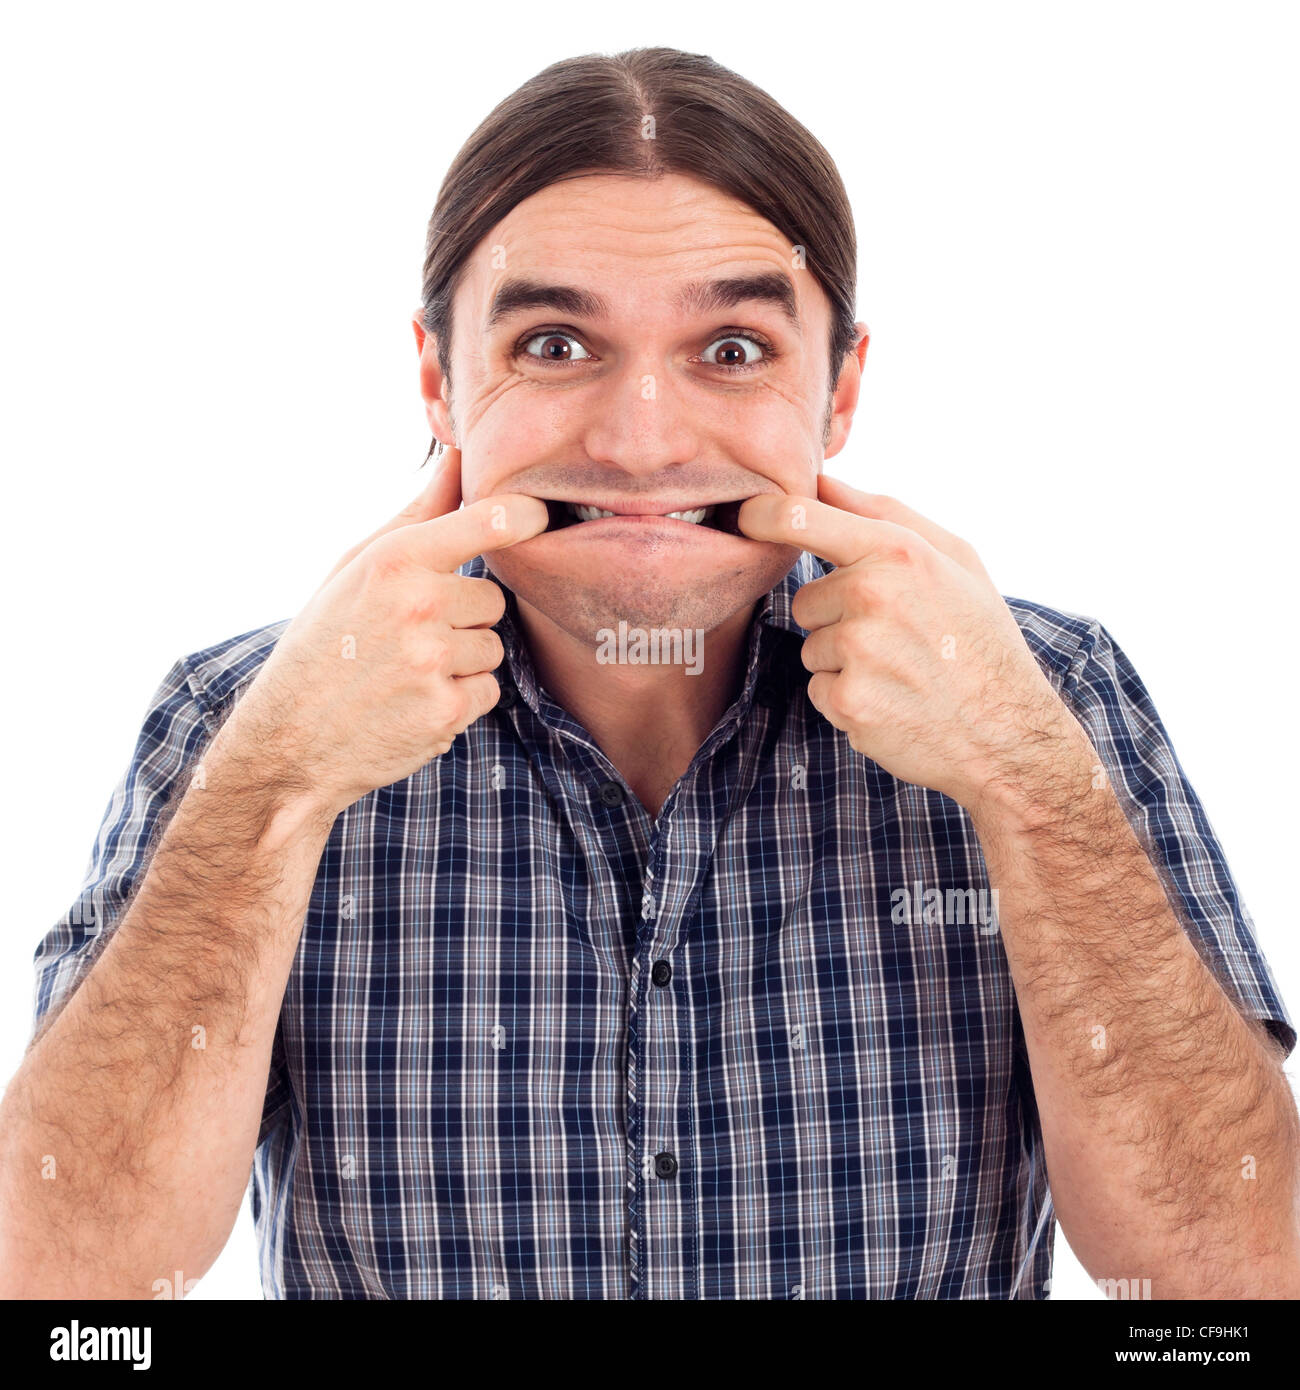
[484,541,800,646]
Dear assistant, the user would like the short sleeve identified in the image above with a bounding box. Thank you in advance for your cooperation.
[30,656,293,1147]
[1059,621,1296,1059]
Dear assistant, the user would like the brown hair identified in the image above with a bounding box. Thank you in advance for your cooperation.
[419,46,859,462]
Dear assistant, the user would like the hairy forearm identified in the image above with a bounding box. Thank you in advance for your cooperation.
[0,712,335,1298]
[969,713,1300,1299]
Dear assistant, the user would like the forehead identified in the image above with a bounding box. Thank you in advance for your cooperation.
[455,172,826,326]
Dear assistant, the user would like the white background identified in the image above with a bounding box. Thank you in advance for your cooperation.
[1,0,1296,1301]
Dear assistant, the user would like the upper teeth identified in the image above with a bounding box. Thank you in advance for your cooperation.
[567,503,713,525]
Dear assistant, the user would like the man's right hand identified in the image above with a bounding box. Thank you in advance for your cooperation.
[219,446,547,817]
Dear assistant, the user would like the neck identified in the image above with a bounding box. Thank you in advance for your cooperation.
[512,598,755,817]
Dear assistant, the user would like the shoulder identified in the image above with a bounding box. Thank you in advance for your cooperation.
[1001,595,1102,691]
[171,618,292,728]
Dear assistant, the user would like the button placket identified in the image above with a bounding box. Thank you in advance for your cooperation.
[630,814,701,1298]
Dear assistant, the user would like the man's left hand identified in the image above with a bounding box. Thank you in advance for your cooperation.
[737,474,1085,814]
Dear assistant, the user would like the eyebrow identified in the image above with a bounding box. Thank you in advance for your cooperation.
[484,271,802,334]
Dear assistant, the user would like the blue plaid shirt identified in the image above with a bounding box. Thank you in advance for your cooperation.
[32,551,1295,1299]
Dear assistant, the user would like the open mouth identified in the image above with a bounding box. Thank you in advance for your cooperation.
[542,499,746,536]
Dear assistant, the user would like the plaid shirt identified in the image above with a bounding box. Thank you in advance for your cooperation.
[32,550,1295,1299]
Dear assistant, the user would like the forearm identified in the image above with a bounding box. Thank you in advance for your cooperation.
[0,714,336,1298]
[969,714,1300,1299]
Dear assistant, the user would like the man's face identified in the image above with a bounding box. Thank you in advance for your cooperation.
[416,172,865,643]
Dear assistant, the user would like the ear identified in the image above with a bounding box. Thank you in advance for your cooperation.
[411,309,455,446]
[823,321,870,462]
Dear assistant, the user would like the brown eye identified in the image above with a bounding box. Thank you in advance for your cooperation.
[700,334,768,370]
[520,331,592,363]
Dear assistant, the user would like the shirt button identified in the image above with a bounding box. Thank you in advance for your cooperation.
[654,1151,678,1179]
[651,959,672,987]
[495,683,517,710]
[596,780,625,807]
[755,679,779,708]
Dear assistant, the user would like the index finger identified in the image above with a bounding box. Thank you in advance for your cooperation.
[404,493,551,572]
[737,493,908,569]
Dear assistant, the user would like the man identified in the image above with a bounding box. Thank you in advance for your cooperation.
[4,47,1297,1300]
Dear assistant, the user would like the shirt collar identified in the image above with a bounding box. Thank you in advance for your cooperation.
[755,547,828,637]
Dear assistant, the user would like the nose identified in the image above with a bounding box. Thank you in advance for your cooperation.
[578,356,701,479]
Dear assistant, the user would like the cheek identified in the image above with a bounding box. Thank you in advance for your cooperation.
[734,434,820,497]
[710,388,822,485]
[460,391,577,499]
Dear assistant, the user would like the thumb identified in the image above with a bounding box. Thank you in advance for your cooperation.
[324,445,464,585]
[400,443,463,524]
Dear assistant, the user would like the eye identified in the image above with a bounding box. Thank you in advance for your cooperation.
[697,333,772,373]
[518,331,593,365]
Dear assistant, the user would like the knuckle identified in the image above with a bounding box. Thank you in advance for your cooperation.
[439,686,471,729]
[827,679,861,723]
[404,595,442,625]
[362,538,409,585]
[848,570,876,605]
[426,636,451,672]
[844,620,873,658]
[410,635,450,675]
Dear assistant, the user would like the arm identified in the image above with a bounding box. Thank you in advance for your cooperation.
[738,477,1300,1298]
[0,457,544,1298]
[0,715,335,1299]
[970,715,1300,1298]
